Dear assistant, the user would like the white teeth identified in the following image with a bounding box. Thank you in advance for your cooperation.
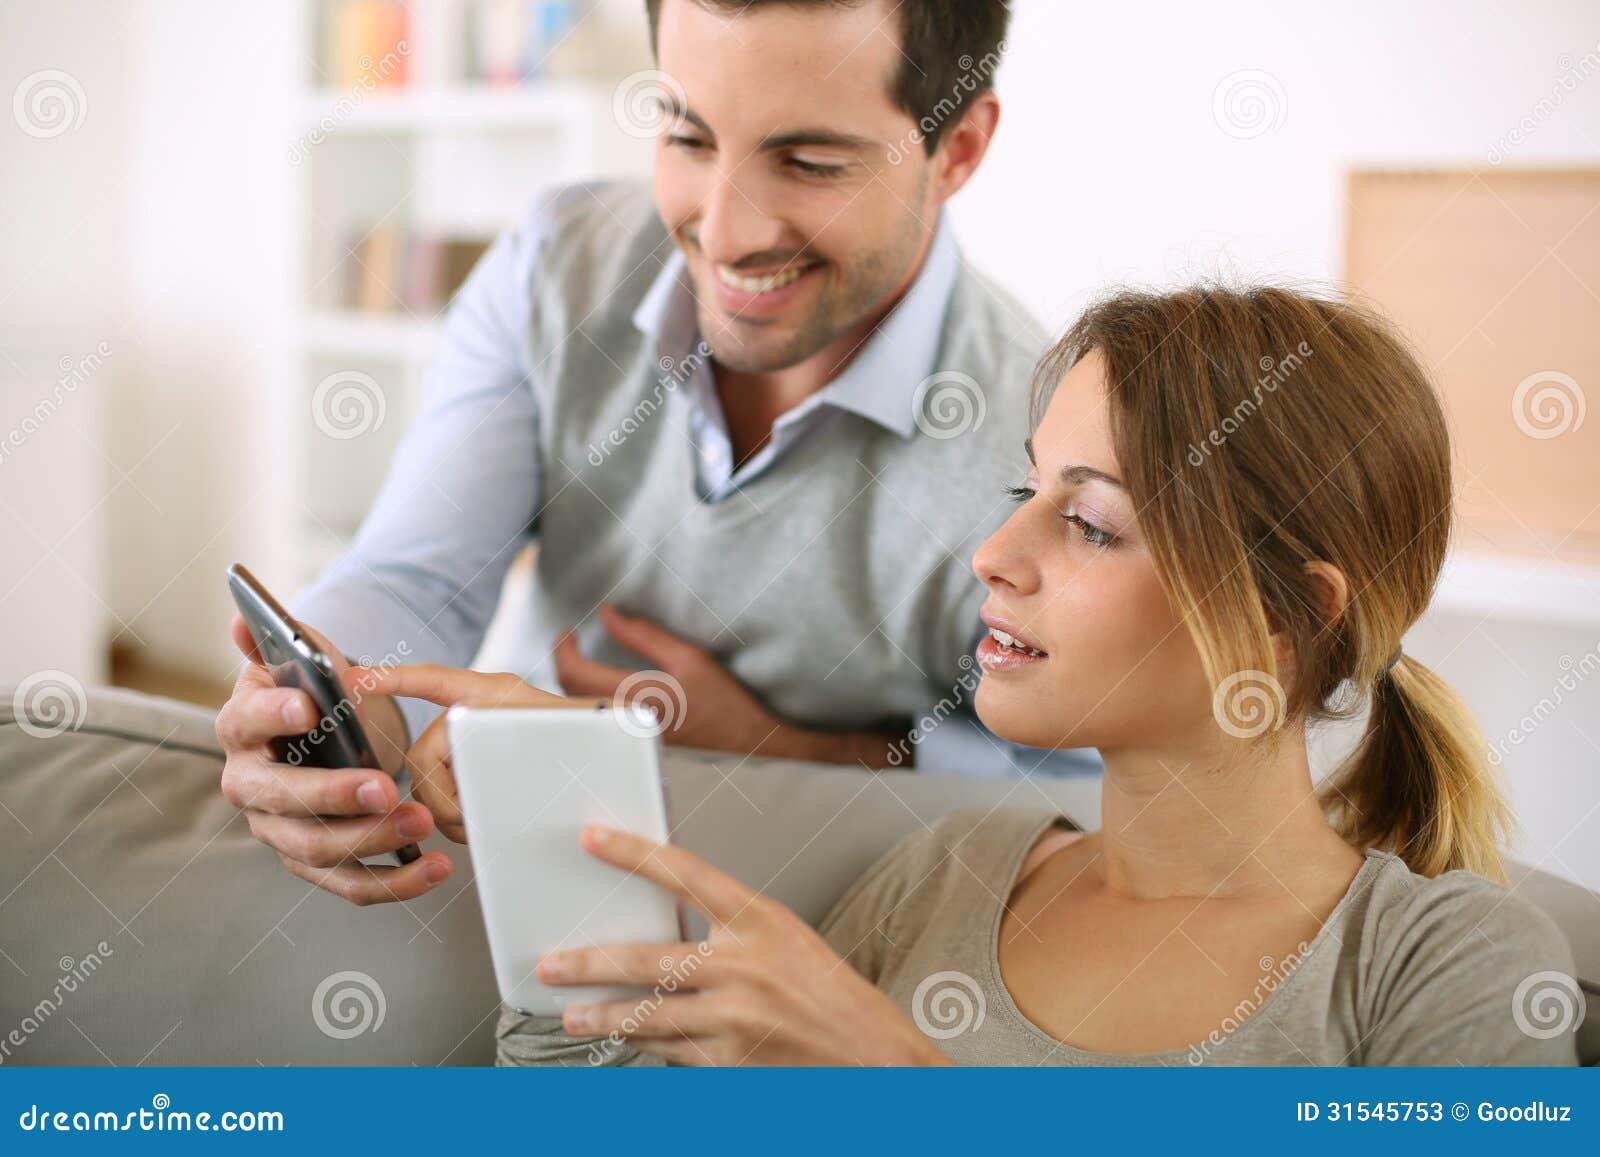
[715,262,809,295]
[989,628,1044,657]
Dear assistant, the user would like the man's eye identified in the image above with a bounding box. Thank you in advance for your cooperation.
[788,157,846,178]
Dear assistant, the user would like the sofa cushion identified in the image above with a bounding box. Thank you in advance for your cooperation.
[0,683,1591,1065]
[0,684,1098,1066]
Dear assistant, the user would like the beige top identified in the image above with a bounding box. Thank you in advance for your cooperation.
[497,807,1579,1066]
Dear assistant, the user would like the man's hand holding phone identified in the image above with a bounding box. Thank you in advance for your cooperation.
[216,613,453,905]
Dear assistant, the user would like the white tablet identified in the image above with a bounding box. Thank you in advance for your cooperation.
[446,704,682,1017]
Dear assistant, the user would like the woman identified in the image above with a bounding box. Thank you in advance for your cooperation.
[355,285,1577,1066]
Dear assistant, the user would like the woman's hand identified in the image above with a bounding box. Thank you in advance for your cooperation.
[538,824,950,1067]
[341,664,593,844]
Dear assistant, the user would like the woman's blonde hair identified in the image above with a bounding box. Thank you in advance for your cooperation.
[1034,285,1511,880]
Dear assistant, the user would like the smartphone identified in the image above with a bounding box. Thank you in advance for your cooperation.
[226,563,421,865]
[446,705,682,1016]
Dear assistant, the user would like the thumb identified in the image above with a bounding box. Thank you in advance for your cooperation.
[406,715,467,844]
[598,605,702,670]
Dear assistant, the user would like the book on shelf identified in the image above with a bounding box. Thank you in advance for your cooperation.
[325,0,412,90]
[466,0,581,86]
[341,229,492,316]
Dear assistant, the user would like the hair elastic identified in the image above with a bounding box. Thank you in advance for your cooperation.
[1385,646,1403,672]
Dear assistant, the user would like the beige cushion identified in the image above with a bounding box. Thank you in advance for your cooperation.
[0,684,1592,1065]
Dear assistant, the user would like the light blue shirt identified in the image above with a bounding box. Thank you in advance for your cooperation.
[295,194,1099,779]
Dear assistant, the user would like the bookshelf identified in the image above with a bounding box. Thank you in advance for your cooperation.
[278,0,652,593]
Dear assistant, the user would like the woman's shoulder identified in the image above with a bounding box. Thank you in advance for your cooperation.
[1338,852,1579,1064]
[817,807,1064,957]
[1355,852,1568,951]
[898,806,1070,880]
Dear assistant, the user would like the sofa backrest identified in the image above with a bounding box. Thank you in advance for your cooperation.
[1,684,1592,1065]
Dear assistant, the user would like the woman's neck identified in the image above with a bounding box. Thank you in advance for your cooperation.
[1091,729,1360,901]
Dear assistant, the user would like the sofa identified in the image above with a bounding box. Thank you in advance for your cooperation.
[1,683,1594,1066]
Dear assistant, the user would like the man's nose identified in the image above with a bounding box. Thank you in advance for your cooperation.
[695,174,785,266]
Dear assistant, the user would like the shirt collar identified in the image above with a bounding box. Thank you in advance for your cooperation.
[632,215,961,440]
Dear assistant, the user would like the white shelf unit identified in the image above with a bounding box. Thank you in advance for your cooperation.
[274,0,652,596]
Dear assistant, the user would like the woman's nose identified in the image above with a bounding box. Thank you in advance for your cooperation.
[972,508,1039,595]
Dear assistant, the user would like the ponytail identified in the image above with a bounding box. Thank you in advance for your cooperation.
[1321,655,1513,882]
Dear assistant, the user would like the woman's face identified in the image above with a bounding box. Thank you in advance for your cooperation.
[971,351,1214,754]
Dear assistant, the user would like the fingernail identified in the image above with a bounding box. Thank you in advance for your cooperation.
[540,954,567,980]
[565,1007,591,1034]
[282,700,308,729]
[423,860,449,885]
[356,780,387,813]
[585,824,610,848]
[396,810,428,839]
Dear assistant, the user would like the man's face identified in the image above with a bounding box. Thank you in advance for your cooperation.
[652,0,939,374]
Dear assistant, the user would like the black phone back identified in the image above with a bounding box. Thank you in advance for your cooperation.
[227,564,380,771]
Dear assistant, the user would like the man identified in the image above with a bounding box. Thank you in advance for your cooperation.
[218,0,1095,906]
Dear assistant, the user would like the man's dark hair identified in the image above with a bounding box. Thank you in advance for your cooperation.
[644,0,1010,155]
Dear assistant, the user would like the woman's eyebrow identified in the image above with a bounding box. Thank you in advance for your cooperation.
[1060,464,1124,488]
[1022,440,1124,488]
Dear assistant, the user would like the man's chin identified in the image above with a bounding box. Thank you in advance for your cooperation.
[696,313,827,375]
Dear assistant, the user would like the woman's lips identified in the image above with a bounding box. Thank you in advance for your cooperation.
[976,632,1050,673]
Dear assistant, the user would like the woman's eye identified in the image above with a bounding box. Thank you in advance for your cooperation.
[667,134,709,152]
[1006,485,1118,548]
[1065,514,1117,549]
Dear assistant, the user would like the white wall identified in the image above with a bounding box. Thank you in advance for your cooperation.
[1,0,300,682]
[113,1,300,677]
[954,0,1600,324]
[0,0,129,684]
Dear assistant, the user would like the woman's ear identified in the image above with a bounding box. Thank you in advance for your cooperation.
[1304,561,1351,629]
